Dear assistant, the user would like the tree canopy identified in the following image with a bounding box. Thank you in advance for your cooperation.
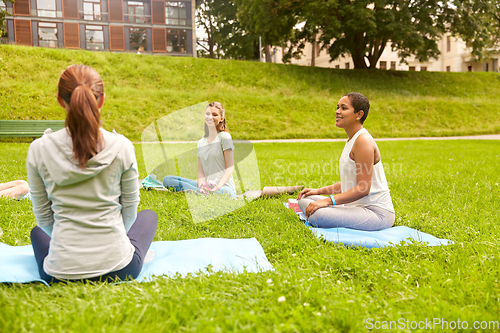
[196,0,260,60]
[286,0,450,69]
[449,0,500,60]
[196,0,500,67]
[1,0,13,38]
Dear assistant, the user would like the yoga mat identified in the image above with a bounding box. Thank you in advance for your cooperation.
[312,226,453,248]
[284,203,453,248]
[0,237,273,286]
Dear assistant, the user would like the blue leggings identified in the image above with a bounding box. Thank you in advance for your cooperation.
[30,209,158,284]
[163,176,236,197]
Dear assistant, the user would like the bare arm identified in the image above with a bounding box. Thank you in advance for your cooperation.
[297,182,342,200]
[304,135,375,217]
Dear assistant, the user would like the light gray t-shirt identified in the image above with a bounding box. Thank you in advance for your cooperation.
[197,131,235,192]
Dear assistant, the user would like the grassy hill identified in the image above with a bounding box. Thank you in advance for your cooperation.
[1,45,500,141]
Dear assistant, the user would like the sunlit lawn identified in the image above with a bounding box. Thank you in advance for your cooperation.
[0,140,499,332]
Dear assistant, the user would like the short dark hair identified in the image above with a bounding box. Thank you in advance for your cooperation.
[345,92,369,124]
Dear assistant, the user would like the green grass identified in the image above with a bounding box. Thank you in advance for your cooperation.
[1,45,500,141]
[1,140,499,332]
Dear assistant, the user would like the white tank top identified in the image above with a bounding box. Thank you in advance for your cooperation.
[339,128,395,212]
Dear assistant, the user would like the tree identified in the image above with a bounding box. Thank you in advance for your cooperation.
[235,0,301,62]
[196,0,260,60]
[1,0,14,38]
[449,0,500,59]
[292,0,450,69]
[196,0,220,58]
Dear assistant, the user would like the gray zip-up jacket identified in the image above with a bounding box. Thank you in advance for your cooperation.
[27,128,139,279]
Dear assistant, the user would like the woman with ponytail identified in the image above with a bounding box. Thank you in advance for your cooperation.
[163,102,236,197]
[27,65,158,284]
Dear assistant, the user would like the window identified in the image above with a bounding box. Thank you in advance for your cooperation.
[446,36,450,52]
[485,63,489,72]
[420,66,427,71]
[166,29,187,52]
[390,61,396,70]
[166,1,187,25]
[345,62,350,69]
[85,25,104,50]
[379,61,387,70]
[83,0,101,20]
[409,66,415,71]
[446,66,450,72]
[127,1,147,23]
[130,27,147,51]
[37,0,57,17]
[335,65,340,69]
[468,66,472,72]
[38,22,58,48]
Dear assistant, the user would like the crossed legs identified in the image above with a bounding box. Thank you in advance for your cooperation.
[298,195,394,231]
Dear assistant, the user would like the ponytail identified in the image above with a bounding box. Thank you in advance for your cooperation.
[58,65,104,169]
[65,85,101,168]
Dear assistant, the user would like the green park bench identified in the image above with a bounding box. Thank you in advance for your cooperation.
[0,120,66,139]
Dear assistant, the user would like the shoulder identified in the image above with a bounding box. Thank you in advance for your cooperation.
[218,131,232,140]
[197,137,207,147]
[352,130,377,155]
[28,128,65,159]
[102,129,136,163]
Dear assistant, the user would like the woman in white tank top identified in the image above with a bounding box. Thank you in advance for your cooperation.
[297,92,395,231]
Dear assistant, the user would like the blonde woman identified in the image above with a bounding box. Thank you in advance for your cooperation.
[163,102,236,197]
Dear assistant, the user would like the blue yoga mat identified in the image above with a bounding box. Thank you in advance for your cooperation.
[312,226,453,248]
[285,203,452,248]
[0,238,273,286]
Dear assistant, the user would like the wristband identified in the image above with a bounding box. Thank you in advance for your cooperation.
[329,195,336,206]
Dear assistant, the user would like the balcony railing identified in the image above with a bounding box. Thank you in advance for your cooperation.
[80,11,104,21]
[124,14,151,24]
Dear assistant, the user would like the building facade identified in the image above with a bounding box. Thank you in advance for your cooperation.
[274,34,499,72]
[0,0,196,56]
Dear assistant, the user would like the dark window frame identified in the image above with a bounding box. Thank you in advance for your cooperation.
[129,26,147,51]
[37,0,57,17]
[83,0,102,21]
[127,1,148,23]
[165,1,187,26]
[38,21,58,48]
[166,28,187,53]
[85,24,104,50]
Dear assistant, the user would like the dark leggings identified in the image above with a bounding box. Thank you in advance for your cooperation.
[30,209,158,284]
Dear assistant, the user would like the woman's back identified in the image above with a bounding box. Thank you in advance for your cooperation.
[27,127,139,279]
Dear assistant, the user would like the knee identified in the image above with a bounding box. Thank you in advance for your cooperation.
[298,198,310,212]
[162,176,173,185]
[30,226,45,243]
[138,209,158,225]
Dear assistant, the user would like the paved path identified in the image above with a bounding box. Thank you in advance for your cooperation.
[246,134,500,143]
[138,134,500,144]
